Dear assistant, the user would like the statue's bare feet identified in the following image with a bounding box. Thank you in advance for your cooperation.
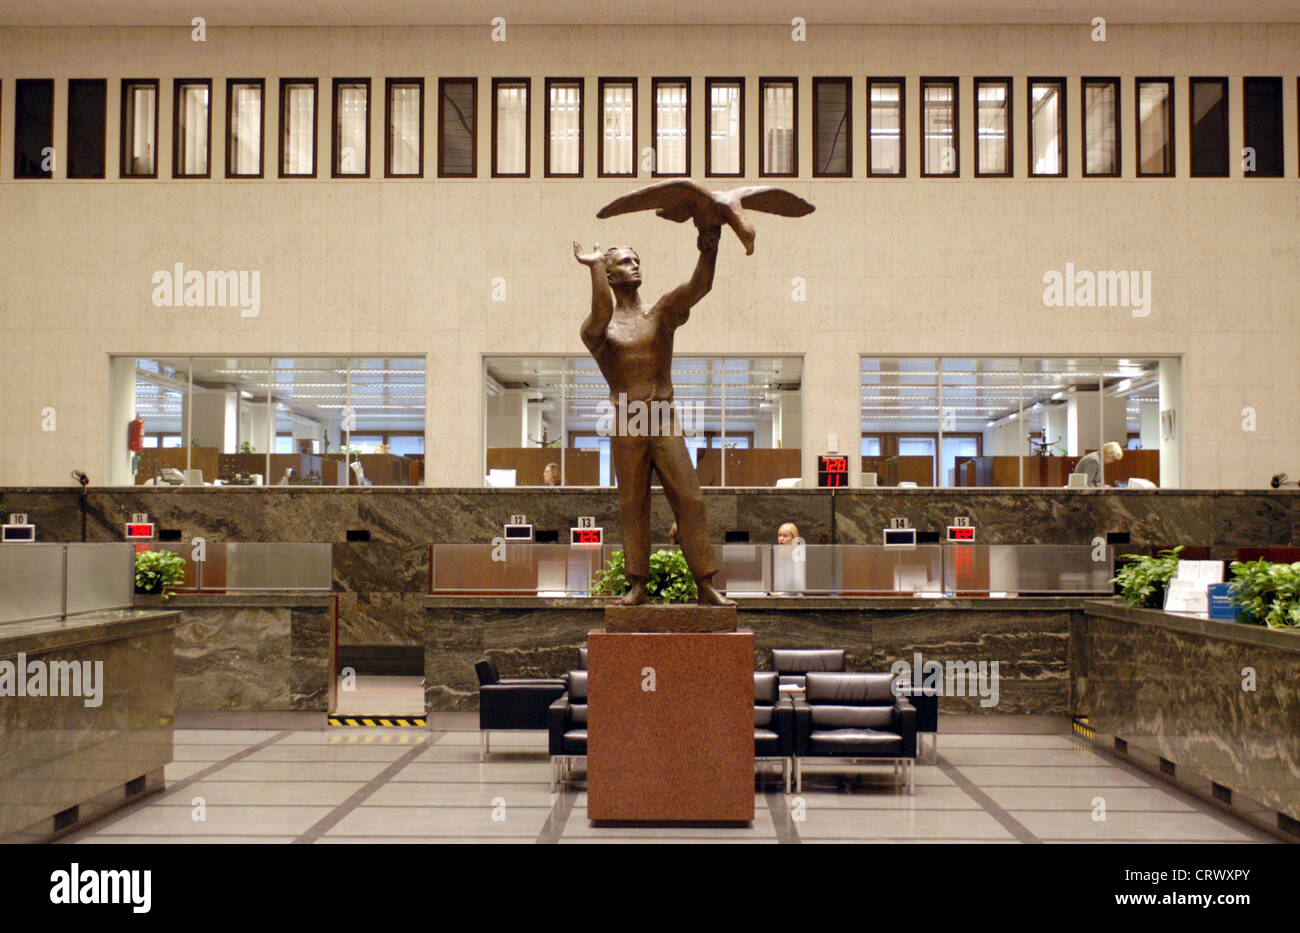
[619,579,647,605]
[696,577,736,607]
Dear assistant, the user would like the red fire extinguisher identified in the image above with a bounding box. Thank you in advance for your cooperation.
[128,415,145,452]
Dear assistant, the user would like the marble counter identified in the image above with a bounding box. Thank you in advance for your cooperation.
[0,609,179,842]
[1075,599,1300,822]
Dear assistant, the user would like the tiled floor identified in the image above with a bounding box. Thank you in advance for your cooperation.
[61,729,1280,844]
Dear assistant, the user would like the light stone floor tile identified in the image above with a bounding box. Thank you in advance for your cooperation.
[802,838,1019,844]
[941,747,1117,767]
[1010,809,1265,842]
[201,761,394,782]
[174,730,285,744]
[80,804,335,837]
[316,836,539,844]
[164,761,209,782]
[795,807,1015,840]
[241,744,421,763]
[325,805,553,837]
[563,807,777,839]
[789,786,983,810]
[392,761,553,783]
[172,744,260,761]
[433,746,550,763]
[953,765,1153,787]
[365,782,559,807]
[76,835,300,844]
[146,780,368,807]
[982,785,1196,812]
[560,837,780,844]
[928,734,1080,748]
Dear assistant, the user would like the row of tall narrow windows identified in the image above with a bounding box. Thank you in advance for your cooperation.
[7,75,1292,180]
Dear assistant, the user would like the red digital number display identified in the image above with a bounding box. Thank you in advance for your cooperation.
[125,523,154,538]
[947,526,975,541]
[818,456,849,488]
[571,528,603,546]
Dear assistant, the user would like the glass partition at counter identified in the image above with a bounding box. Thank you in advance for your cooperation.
[428,542,1111,597]
[144,542,331,592]
[0,543,134,625]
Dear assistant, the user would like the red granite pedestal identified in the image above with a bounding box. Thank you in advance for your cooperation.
[586,605,754,823]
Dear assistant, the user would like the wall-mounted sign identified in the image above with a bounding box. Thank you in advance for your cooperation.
[1,523,35,542]
[946,525,976,542]
[883,527,917,548]
[125,523,156,540]
[576,516,596,529]
[889,517,910,529]
[817,455,849,488]
[570,527,603,546]
[503,524,534,542]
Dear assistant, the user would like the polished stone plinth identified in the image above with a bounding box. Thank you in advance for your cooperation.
[0,609,179,842]
[604,603,737,633]
[586,627,754,823]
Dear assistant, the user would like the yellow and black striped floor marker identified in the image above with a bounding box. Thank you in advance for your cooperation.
[328,715,427,728]
[1072,717,1096,740]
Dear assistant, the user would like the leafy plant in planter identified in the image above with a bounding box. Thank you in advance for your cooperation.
[1111,546,1183,608]
[1227,559,1300,629]
[591,548,698,603]
[134,549,187,601]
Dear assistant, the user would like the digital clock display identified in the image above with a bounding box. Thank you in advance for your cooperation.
[946,525,976,542]
[125,523,155,539]
[817,455,849,488]
[570,527,603,546]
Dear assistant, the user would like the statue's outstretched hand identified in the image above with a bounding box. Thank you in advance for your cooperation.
[573,241,604,266]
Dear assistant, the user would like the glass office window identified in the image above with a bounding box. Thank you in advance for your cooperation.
[67,79,107,179]
[439,78,477,177]
[492,78,530,176]
[599,78,636,176]
[867,78,904,176]
[14,79,54,178]
[546,79,582,176]
[760,78,796,176]
[652,78,689,176]
[386,78,422,177]
[173,80,211,177]
[1243,77,1283,177]
[706,78,743,176]
[1137,78,1174,176]
[813,77,850,177]
[1189,77,1228,177]
[121,79,158,177]
[226,79,263,177]
[279,79,317,177]
[921,78,958,176]
[975,78,1010,177]
[332,78,369,177]
[1029,78,1065,176]
[1082,78,1119,176]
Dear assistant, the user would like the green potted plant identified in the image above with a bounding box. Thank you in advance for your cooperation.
[1111,546,1183,609]
[134,549,187,601]
[1227,559,1300,629]
[591,548,698,603]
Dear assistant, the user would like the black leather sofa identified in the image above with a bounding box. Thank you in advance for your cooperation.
[754,671,795,792]
[474,658,567,760]
[771,648,846,688]
[548,670,587,790]
[895,680,939,762]
[793,672,917,793]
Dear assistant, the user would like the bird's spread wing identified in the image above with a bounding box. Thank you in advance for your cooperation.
[727,186,816,218]
[596,179,718,225]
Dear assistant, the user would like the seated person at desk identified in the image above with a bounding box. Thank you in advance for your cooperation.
[543,462,560,486]
[1072,441,1123,487]
[772,522,805,595]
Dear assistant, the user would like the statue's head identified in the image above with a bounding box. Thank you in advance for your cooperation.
[603,246,641,288]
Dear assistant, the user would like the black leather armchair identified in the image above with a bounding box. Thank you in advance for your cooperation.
[793,672,917,794]
[754,671,795,792]
[895,680,939,762]
[474,658,566,760]
[771,648,846,689]
[548,670,587,790]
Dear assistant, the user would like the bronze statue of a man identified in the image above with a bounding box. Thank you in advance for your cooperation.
[575,180,814,607]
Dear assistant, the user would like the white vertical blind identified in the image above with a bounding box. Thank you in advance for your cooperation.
[763,81,795,174]
[1030,82,1063,175]
[388,83,420,175]
[126,83,156,175]
[229,82,261,175]
[548,82,581,174]
[709,82,741,174]
[1084,80,1118,175]
[870,82,901,175]
[655,81,687,173]
[495,82,528,175]
[177,83,209,175]
[976,81,1008,174]
[923,82,956,174]
[283,83,315,175]
[601,82,633,174]
[335,82,368,175]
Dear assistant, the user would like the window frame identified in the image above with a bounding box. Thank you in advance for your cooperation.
[1135,76,1175,178]
[920,76,959,178]
[438,77,478,178]
[866,76,906,178]
[491,77,531,178]
[597,76,637,178]
[331,77,371,179]
[225,78,265,179]
[651,76,691,178]
[171,78,212,179]
[973,75,1012,178]
[1243,75,1284,178]
[67,78,107,179]
[544,77,584,178]
[704,76,745,178]
[119,78,160,179]
[278,77,318,179]
[758,76,799,178]
[14,78,55,179]
[812,76,852,178]
[383,77,424,178]
[1188,76,1229,178]
[1027,76,1066,178]
[1081,76,1121,178]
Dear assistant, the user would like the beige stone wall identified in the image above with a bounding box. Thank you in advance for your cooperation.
[0,23,1297,488]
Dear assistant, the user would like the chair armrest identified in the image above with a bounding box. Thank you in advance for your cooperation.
[774,696,795,757]
[893,697,917,758]
[793,698,812,756]
[547,694,571,755]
